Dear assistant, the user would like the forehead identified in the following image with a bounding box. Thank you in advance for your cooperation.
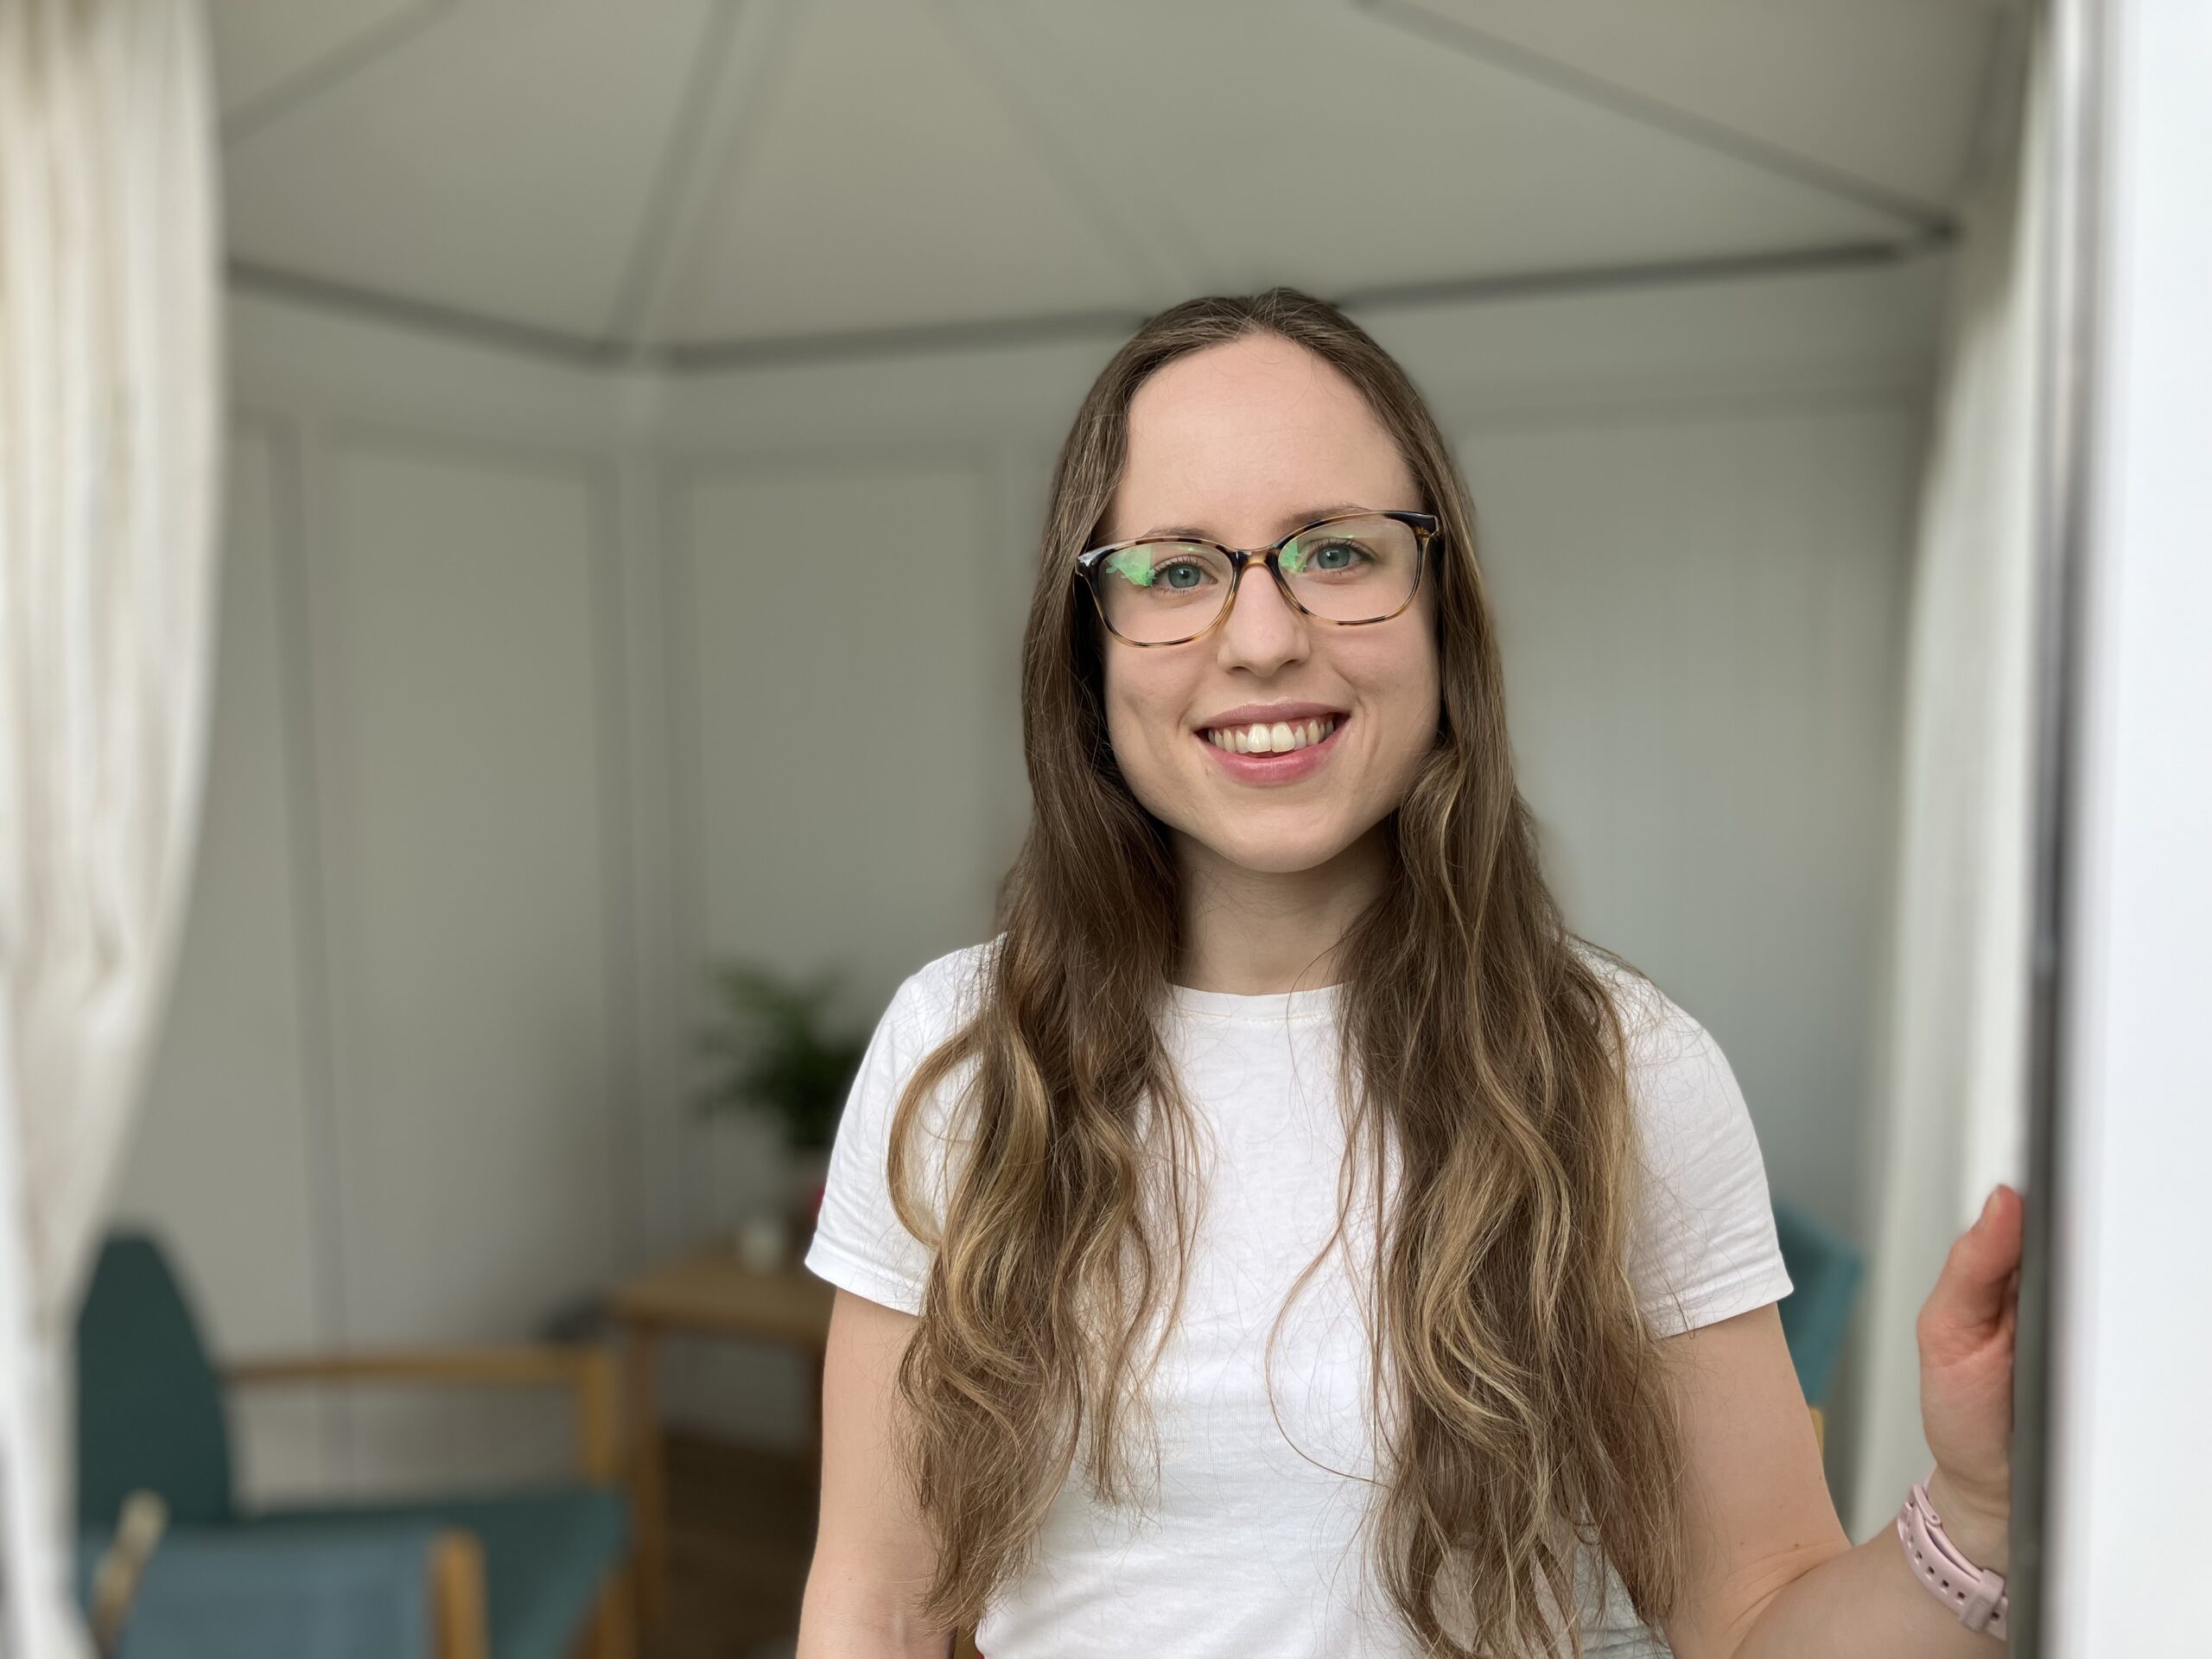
[1107,334,1417,543]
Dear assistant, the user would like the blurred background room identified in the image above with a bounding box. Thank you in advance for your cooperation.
[14,1,2177,1656]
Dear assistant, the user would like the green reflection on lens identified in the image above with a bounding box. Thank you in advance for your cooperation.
[1104,547,1156,587]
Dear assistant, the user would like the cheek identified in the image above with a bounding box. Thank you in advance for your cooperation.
[1100,654,1182,796]
[1347,632,1442,771]
[1395,607,1445,758]
[1404,651,1443,754]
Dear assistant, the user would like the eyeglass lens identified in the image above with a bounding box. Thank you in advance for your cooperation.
[1092,514,1420,644]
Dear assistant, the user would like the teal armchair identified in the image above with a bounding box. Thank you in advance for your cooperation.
[76,1234,635,1659]
[74,1516,456,1659]
[1772,1199,1864,1410]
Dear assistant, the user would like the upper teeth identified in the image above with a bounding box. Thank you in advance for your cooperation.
[1203,715,1338,755]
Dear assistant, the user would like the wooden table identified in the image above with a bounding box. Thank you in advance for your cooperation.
[605,1244,835,1627]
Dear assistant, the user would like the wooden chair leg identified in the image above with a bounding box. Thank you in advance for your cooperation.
[88,1490,169,1656]
[584,1566,638,1659]
[429,1531,490,1659]
[623,1325,671,1628]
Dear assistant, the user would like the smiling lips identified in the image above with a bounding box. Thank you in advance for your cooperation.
[1193,711,1347,784]
[1200,715,1338,755]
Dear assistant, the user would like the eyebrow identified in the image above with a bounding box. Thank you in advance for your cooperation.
[1128,502,1374,544]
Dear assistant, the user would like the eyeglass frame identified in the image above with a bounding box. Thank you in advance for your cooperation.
[1073,509,1440,647]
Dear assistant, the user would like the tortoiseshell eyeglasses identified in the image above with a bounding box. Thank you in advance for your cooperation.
[1074,509,1438,646]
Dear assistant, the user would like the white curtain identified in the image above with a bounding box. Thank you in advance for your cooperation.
[0,2,223,1653]
[1847,10,2047,1540]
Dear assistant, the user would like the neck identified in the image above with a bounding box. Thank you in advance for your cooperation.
[1173,827,1389,995]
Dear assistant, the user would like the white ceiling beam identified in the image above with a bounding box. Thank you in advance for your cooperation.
[602,0,804,357]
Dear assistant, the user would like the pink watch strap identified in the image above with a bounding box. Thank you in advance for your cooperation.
[1896,1478,2008,1638]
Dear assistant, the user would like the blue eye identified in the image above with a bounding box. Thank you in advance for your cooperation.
[1282,535,1376,576]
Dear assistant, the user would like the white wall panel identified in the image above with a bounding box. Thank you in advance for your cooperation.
[111,425,336,1502]
[1467,396,1919,1239]
[661,456,1010,1445]
[309,436,628,1490]
[679,459,1008,1025]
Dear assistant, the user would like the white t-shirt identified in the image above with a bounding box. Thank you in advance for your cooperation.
[804,940,1794,1658]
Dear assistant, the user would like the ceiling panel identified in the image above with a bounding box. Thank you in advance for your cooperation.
[1389,0,2005,210]
[664,0,1156,345]
[988,0,1914,302]
[208,0,1999,355]
[208,0,431,122]
[223,0,720,339]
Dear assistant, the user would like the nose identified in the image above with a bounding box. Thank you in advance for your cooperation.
[1213,561,1310,677]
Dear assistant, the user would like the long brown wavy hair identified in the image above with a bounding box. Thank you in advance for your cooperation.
[885,289,1687,1656]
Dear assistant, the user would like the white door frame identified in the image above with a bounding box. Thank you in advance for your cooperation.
[2030,1,2212,1654]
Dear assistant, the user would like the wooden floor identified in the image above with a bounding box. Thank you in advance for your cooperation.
[639,1431,817,1659]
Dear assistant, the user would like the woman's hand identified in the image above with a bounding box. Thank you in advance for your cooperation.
[1914,1181,2024,1567]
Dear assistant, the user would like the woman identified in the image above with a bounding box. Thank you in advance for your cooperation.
[796,290,2021,1657]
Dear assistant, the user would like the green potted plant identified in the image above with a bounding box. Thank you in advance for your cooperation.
[696,963,868,1260]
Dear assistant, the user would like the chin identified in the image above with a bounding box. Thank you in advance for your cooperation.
[1194,821,1361,878]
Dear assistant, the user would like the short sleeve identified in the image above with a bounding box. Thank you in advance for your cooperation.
[1615,976,1796,1338]
[803,949,981,1316]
